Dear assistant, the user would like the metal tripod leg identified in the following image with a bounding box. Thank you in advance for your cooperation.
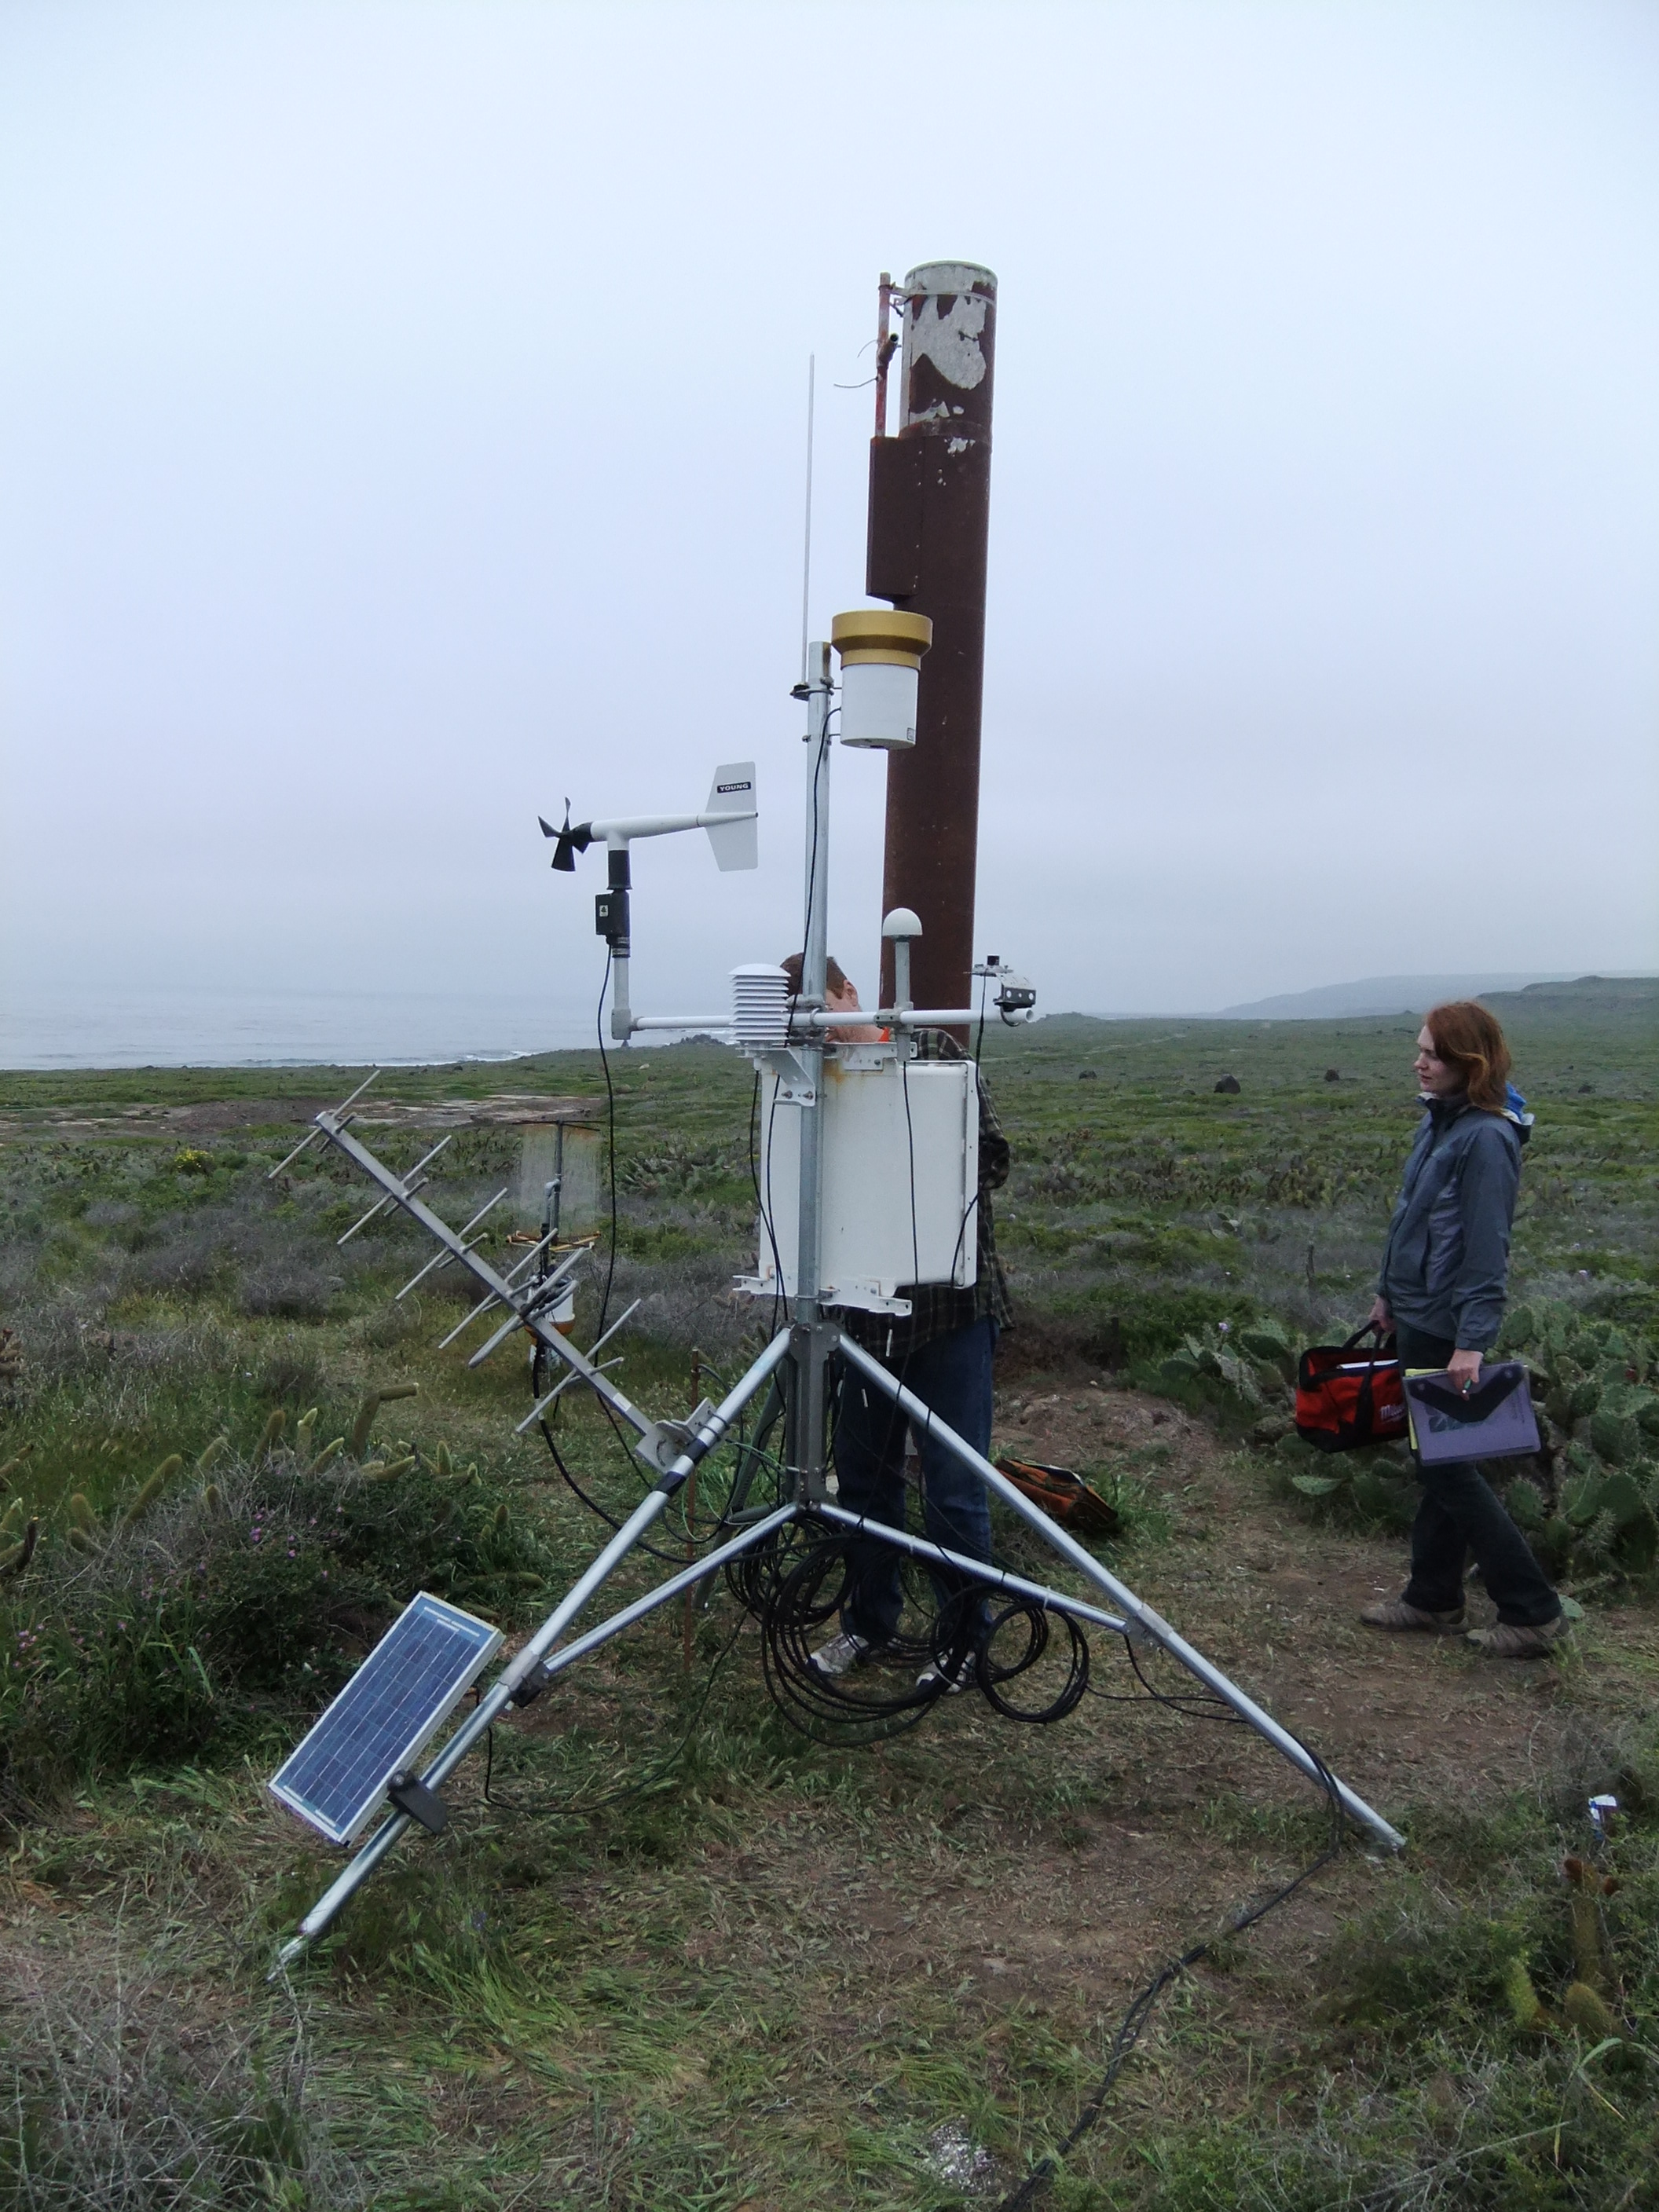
[835,1331,1405,1853]
[782,1317,839,1505]
[813,1501,1127,1635]
[687,1375,786,1613]
[275,1329,793,1968]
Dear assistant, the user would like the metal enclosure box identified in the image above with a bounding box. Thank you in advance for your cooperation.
[752,1049,977,1312]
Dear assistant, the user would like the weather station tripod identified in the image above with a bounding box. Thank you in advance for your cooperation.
[268,627,1404,1975]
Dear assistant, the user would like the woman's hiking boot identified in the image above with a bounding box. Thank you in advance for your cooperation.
[1360,1598,1467,1634]
[1466,1615,1570,1657]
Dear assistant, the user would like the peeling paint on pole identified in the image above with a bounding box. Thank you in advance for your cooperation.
[866,262,996,1025]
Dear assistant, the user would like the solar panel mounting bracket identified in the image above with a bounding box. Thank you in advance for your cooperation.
[386,1771,449,1835]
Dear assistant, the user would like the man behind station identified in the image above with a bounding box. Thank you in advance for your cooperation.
[777,953,1013,1694]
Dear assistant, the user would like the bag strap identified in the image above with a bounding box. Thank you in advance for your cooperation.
[1342,1330,1395,1441]
[1341,1322,1398,1353]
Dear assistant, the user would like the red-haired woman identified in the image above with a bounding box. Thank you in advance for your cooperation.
[1361,1002,1567,1657]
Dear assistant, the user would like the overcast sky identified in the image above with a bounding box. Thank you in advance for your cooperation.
[2,0,1655,1057]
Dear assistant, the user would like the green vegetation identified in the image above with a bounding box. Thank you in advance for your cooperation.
[0,977,1655,2207]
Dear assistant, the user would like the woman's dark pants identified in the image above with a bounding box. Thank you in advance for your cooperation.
[1394,1323,1561,1628]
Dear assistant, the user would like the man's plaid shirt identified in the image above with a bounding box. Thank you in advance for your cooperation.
[839,1031,1013,1360]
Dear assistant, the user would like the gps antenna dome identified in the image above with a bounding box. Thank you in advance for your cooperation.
[881,906,922,1011]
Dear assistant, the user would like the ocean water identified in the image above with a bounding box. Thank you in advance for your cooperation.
[0,983,600,1071]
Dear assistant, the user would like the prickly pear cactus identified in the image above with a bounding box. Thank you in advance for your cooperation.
[1503,1306,1659,1580]
[1161,1323,1291,1409]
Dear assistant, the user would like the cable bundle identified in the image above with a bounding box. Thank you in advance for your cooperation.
[755,1529,941,1745]
[976,1600,1090,1723]
[746,1519,1096,1744]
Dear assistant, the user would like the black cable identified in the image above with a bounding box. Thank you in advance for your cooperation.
[533,1408,683,1562]
[828,1038,990,1654]
[976,1600,1090,1723]
[898,1041,922,1291]
[752,1492,1087,1739]
[757,1071,786,1338]
[975,965,991,1068]
[1119,1634,1245,1721]
[529,1299,781,1560]
[991,1734,1348,2212]
[529,1343,755,1566]
[595,949,618,1338]
[849,1039,978,1664]
[747,1070,760,1214]
[756,1525,942,1745]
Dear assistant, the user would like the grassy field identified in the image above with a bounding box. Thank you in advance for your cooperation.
[1,976,1657,2209]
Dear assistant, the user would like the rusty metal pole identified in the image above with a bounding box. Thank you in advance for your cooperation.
[865,262,996,1022]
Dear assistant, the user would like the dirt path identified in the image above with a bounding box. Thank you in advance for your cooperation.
[661,1381,1621,2090]
[994,1378,1574,1812]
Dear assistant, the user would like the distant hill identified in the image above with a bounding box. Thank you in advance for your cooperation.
[1005,976,1656,1041]
[1221,973,1588,1020]
[1476,975,1659,1030]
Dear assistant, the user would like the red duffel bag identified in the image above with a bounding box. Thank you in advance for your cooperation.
[1294,1325,1408,1452]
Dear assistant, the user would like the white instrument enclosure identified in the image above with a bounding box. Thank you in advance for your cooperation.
[838,660,919,749]
[750,1048,978,1313]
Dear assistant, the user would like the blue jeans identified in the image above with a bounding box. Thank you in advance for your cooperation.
[832,1317,997,1651]
[1394,1322,1561,1628]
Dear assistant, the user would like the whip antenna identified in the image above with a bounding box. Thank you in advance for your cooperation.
[799,353,815,685]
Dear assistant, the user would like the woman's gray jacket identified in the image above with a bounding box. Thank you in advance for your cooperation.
[1378,1095,1523,1351]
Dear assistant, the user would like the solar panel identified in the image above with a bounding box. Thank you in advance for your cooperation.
[269,1591,503,1844]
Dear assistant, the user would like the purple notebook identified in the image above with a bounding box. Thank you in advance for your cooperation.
[1403,1363,1540,1466]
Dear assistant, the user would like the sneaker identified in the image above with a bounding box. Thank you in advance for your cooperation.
[917,1647,977,1695]
[1467,1615,1570,1658]
[808,1628,882,1679]
[1359,1599,1467,1634]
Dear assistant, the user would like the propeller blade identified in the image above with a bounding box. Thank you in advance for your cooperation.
[543,800,588,872]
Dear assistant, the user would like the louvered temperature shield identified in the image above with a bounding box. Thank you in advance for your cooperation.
[731,964,791,1050]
